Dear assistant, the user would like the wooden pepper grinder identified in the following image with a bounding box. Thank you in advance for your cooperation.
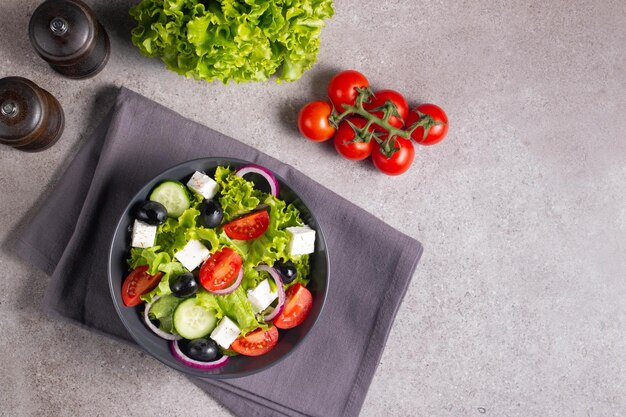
[0,77,65,152]
[29,0,110,79]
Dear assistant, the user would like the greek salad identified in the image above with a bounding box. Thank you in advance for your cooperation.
[121,164,315,370]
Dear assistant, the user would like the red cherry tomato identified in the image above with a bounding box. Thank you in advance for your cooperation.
[406,103,449,146]
[297,101,336,142]
[274,284,313,329]
[230,326,279,356]
[333,117,374,161]
[372,136,415,176]
[199,247,243,292]
[327,70,369,112]
[121,265,163,307]
[364,90,408,131]
[223,211,270,240]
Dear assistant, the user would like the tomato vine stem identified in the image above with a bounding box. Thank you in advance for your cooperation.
[328,88,441,158]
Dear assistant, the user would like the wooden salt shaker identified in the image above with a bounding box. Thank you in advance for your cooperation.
[0,77,65,152]
[29,0,110,79]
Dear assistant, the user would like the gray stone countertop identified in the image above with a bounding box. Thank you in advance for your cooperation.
[1,0,625,416]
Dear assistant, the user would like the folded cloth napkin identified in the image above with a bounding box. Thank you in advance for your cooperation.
[15,87,423,417]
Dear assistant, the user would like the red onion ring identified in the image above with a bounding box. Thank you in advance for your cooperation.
[235,164,279,197]
[254,265,286,321]
[170,340,229,370]
[143,296,183,341]
[207,267,243,295]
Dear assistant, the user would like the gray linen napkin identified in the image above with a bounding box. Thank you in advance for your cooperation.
[15,87,423,417]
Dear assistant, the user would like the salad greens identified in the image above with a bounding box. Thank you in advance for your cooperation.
[130,166,310,334]
[197,287,264,334]
[129,0,334,83]
[149,295,182,333]
[214,166,265,221]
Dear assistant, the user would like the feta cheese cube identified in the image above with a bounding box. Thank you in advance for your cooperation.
[131,219,157,248]
[247,279,278,313]
[210,316,241,349]
[186,171,219,199]
[286,225,316,255]
[174,239,210,271]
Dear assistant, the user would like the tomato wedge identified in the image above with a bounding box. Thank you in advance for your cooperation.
[121,265,163,307]
[199,247,243,292]
[273,284,313,329]
[223,211,270,240]
[230,326,279,356]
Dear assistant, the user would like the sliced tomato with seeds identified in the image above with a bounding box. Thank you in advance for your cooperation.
[273,284,313,329]
[121,265,163,307]
[199,247,243,292]
[230,326,279,356]
[223,211,270,240]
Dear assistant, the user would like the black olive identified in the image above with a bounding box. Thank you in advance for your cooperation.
[274,261,297,283]
[135,201,167,225]
[169,272,198,298]
[199,199,223,228]
[183,338,220,362]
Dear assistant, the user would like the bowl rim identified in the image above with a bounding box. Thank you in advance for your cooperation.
[107,156,330,379]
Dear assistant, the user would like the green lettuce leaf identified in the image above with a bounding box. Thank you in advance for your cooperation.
[156,207,219,257]
[148,294,183,334]
[240,267,265,292]
[286,254,311,289]
[196,287,264,334]
[214,166,267,221]
[140,261,186,303]
[128,246,171,275]
[215,287,266,334]
[130,0,334,83]
[195,289,224,320]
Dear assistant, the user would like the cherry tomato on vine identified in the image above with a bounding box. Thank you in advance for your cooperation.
[333,117,374,161]
[297,101,336,142]
[372,136,415,176]
[406,103,448,146]
[327,70,369,112]
[364,90,408,131]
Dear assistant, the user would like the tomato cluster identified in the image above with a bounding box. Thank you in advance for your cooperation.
[297,70,449,176]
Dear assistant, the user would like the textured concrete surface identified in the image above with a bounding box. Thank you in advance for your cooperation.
[1,0,625,416]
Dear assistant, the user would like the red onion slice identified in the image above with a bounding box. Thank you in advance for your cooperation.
[208,267,243,295]
[254,265,286,321]
[170,340,229,370]
[236,164,279,197]
[143,296,183,341]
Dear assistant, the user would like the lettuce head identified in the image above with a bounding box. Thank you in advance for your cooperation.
[130,0,334,83]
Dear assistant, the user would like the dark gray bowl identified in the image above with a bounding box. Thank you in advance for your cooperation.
[108,157,329,379]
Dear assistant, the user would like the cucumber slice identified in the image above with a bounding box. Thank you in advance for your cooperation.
[149,181,190,218]
[173,298,217,339]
